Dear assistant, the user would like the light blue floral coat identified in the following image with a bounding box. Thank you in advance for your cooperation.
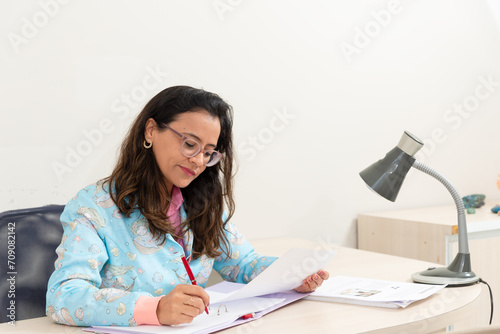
[46,181,276,326]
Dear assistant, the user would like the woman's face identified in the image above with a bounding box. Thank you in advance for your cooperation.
[144,110,221,192]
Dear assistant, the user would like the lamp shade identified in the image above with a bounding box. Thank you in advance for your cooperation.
[359,131,423,202]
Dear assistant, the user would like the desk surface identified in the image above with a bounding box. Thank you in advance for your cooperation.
[1,238,485,334]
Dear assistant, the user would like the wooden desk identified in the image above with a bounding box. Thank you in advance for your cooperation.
[1,238,486,334]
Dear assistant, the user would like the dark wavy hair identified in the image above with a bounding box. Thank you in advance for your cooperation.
[105,86,235,259]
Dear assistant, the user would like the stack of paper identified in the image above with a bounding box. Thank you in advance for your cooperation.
[306,275,446,308]
[87,294,287,334]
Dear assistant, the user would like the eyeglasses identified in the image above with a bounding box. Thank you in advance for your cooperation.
[163,124,222,167]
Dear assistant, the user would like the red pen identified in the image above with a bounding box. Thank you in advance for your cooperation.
[240,312,255,320]
[181,256,209,314]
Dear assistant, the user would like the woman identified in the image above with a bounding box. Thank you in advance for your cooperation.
[46,86,329,327]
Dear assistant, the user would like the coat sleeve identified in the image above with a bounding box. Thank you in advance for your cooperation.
[212,217,277,284]
[45,188,151,327]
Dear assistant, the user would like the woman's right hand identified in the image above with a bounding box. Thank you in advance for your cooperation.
[156,284,210,326]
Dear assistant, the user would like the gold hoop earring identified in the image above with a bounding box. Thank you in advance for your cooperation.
[143,140,152,149]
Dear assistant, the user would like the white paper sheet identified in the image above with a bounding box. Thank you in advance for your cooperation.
[307,275,446,308]
[89,297,285,334]
[90,312,239,334]
[210,247,336,303]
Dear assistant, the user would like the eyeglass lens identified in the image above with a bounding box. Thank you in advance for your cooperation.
[181,138,220,166]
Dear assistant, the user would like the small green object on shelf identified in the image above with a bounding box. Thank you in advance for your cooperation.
[462,194,486,209]
[467,207,476,214]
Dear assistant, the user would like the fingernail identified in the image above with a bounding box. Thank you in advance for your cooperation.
[313,275,319,280]
[319,271,324,276]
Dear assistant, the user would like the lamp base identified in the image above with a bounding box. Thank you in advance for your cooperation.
[411,267,479,286]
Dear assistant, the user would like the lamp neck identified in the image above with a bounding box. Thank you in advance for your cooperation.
[412,160,469,254]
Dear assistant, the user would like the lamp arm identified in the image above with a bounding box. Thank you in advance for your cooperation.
[412,160,469,254]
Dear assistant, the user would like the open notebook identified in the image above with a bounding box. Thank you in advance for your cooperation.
[306,275,446,308]
[85,247,336,334]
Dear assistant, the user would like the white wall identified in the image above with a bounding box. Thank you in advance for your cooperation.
[2,0,500,248]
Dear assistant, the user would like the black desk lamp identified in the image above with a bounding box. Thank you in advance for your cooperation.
[359,131,479,286]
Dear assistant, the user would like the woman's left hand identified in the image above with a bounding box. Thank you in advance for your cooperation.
[294,270,330,293]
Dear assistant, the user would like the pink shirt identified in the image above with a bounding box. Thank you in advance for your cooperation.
[166,186,185,251]
[134,186,184,326]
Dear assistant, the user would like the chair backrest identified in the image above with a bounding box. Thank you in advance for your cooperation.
[0,205,64,323]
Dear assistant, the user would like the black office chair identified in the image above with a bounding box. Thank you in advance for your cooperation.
[0,205,64,323]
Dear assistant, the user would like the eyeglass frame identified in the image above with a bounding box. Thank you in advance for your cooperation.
[162,123,223,167]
